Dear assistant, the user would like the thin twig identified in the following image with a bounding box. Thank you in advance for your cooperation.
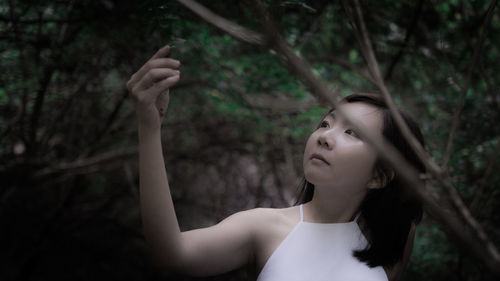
[249,0,340,106]
[341,0,443,177]
[442,0,497,168]
[344,0,500,270]
[176,0,265,46]
[28,69,54,154]
[177,0,500,274]
[242,93,318,112]
[295,2,329,51]
[309,55,376,84]
[384,0,425,81]
[34,147,137,178]
[469,136,500,216]
[180,0,446,246]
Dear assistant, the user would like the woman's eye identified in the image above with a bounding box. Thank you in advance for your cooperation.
[345,129,359,138]
[320,121,329,128]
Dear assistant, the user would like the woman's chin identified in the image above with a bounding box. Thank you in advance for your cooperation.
[304,171,328,186]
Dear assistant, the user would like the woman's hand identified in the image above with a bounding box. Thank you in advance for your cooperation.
[126,45,181,131]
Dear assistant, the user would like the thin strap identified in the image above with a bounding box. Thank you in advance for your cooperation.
[353,212,361,222]
[299,204,304,222]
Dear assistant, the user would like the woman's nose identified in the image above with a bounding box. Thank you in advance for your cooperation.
[317,130,335,149]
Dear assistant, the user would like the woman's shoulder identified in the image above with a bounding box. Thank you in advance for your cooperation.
[235,206,301,269]
[234,205,300,227]
[222,206,300,243]
[235,206,300,242]
[218,206,299,233]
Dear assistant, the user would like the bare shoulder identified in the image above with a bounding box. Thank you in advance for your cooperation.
[233,206,300,269]
[228,206,299,230]
[226,205,297,221]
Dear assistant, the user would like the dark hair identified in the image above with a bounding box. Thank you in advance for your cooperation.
[296,92,425,268]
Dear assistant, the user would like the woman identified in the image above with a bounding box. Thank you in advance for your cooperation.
[127,45,424,281]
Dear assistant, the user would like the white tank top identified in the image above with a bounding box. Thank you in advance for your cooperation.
[256,205,388,281]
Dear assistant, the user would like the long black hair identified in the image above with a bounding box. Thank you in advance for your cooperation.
[296,92,425,268]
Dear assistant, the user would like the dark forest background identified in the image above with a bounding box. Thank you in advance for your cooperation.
[1,0,499,280]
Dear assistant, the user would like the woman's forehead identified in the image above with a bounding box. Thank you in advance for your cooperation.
[327,103,383,131]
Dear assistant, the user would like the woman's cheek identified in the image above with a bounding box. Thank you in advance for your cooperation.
[337,145,377,180]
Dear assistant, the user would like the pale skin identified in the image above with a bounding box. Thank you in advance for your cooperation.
[127,44,415,281]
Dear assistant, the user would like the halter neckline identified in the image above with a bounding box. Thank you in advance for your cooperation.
[299,204,360,224]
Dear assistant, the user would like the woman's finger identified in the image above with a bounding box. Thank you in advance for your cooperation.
[148,58,181,69]
[137,68,180,91]
[143,74,180,99]
[127,45,178,88]
[153,74,180,93]
[150,44,171,60]
[132,58,181,86]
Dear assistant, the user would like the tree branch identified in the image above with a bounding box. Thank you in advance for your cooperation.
[341,0,442,176]
[342,0,500,273]
[178,0,338,106]
[177,0,500,275]
[384,0,425,81]
[469,136,500,217]
[176,0,265,46]
[242,93,318,112]
[33,147,137,179]
[295,2,329,51]
[82,89,129,158]
[0,15,85,24]
[180,0,433,227]
[309,55,376,84]
[28,68,54,156]
[442,0,498,168]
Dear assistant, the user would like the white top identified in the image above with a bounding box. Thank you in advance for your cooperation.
[256,205,388,281]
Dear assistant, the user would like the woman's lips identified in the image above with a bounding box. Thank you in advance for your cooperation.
[310,153,330,165]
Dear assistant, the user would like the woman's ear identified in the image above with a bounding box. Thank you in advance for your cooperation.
[367,167,395,189]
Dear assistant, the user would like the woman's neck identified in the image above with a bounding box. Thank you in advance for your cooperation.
[304,184,367,223]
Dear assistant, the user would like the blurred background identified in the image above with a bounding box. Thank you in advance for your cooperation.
[1,0,499,280]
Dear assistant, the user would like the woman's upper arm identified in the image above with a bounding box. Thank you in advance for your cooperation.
[169,208,264,276]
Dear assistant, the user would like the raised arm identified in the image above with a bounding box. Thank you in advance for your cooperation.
[126,45,257,276]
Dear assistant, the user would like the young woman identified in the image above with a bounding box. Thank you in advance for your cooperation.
[127,45,425,281]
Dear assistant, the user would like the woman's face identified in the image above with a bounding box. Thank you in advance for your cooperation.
[303,102,384,194]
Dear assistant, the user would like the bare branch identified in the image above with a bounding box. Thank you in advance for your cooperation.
[341,0,442,175]
[176,0,265,46]
[28,69,54,155]
[309,55,376,84]
[34,147,137,179]
[242,93,318,112]
[83,89,129,157]
[177,0,336,106]
[177,0,500,274]
[295,2,329,51]
[384,0,425,81]
[248,1,466,250]
[469,136,500,217]
[342,0,500,272]
[442,0,498,168]
[0,15,85,24]
[247,0,340,107]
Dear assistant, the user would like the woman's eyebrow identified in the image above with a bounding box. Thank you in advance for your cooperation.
[327,111,351,127]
